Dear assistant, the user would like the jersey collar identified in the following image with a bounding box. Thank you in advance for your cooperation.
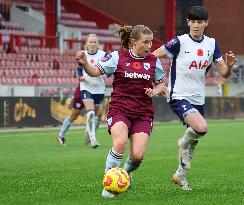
[188,34,204,43]
[129,49,145,60]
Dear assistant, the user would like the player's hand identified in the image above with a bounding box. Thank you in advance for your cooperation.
[76,51,88,66]
[158,86,168,96]
[144,88,156,98]
[225,51,237,69]
[79,76,85,81]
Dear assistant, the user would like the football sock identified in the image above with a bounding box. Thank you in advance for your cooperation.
[123,155,142,173]
[94,115,101,131]
[181,127,199,148]
[175,164,187,178]
[105,147,123,173]
[59,117,72,138]
[86,110,96,141]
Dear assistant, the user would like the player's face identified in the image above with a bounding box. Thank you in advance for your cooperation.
[132,33,153,57]
[188,19,208,40]
[86,37,99,54]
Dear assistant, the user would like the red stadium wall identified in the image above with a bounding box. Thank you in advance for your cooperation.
[74,0,244,55]
[204,0,244,55]
[61,0,163,50]
[74,0,166,40]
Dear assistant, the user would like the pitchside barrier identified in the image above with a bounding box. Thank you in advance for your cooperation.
[0,97,244,128]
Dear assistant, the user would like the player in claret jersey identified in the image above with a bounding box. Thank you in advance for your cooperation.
[76,24,168,198]
[153,6,237,190]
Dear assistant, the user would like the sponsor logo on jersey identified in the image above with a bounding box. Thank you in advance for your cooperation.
[101,53,112,62]
[143,63,150,70]
[124,71,150,80]
[125,63,130,67]
[189,60,208,69]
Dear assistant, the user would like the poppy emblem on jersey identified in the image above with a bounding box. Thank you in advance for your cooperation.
[197,49,203,56]
[132,62,141,70]
[101,53,112,62]
[143,63,150,70]
[90,59,95,65]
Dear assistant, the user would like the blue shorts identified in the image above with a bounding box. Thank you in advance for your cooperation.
[80,90,104,106]
[169,99,204,122]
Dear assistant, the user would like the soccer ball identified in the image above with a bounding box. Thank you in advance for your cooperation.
[103,168,130,194]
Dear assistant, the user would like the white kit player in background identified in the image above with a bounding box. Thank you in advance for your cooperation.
[57,34,106,148]
[153,6,237,190]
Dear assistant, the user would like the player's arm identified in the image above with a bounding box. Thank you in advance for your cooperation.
[153,37,180,58]
[76,51,102,77]
[215,51,237,78]
[153,48,168,58]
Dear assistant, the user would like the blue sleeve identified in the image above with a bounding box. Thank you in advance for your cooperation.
[213,41,222,63]
[77,64,83,77]
[154,58,165,83]
[161,37,180,58]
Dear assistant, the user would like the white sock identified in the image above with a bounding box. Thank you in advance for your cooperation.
[86,110,96,141]
[94,115,101,131]
[59,117,72,138]
[175,164,187,178]
[181,127,199,148]
[123,155,142,173]
[105,147,123,173]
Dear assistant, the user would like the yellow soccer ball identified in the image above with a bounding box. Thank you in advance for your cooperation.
[103,168,130,194]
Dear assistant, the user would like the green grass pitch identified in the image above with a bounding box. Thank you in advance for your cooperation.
[0,120,244,205]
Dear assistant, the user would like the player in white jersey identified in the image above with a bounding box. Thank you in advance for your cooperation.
[153,6,237,190]
[57,34,106,148]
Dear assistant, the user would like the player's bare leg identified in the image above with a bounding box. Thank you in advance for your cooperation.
[57,108,80,146]
[173,112,207,190]
[102,121,129,198]
[83,100,99,148]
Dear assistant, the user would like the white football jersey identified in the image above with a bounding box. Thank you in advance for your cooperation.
[80,49,106,94]
[161,34,223,105]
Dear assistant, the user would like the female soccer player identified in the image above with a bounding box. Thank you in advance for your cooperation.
[153,6,237,190]
[76,25,168,198]
[56,34,106,148]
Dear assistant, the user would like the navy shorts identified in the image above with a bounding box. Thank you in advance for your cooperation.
[107,114,153,136]
[80,90,104,106]
[169,99,204,122]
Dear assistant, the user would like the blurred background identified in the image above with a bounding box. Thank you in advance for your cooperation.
[0,0,244,128]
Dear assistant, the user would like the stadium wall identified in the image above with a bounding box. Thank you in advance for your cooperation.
[78,0,244,55]
[1,97,244,128]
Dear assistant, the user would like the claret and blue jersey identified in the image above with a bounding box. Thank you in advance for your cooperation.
[96,49,165,118]
[161,34,223,105]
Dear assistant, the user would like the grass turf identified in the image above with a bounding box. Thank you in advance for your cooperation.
[0,120,244,205]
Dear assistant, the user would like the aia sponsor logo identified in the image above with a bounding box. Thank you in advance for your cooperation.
[189,60,208,69]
